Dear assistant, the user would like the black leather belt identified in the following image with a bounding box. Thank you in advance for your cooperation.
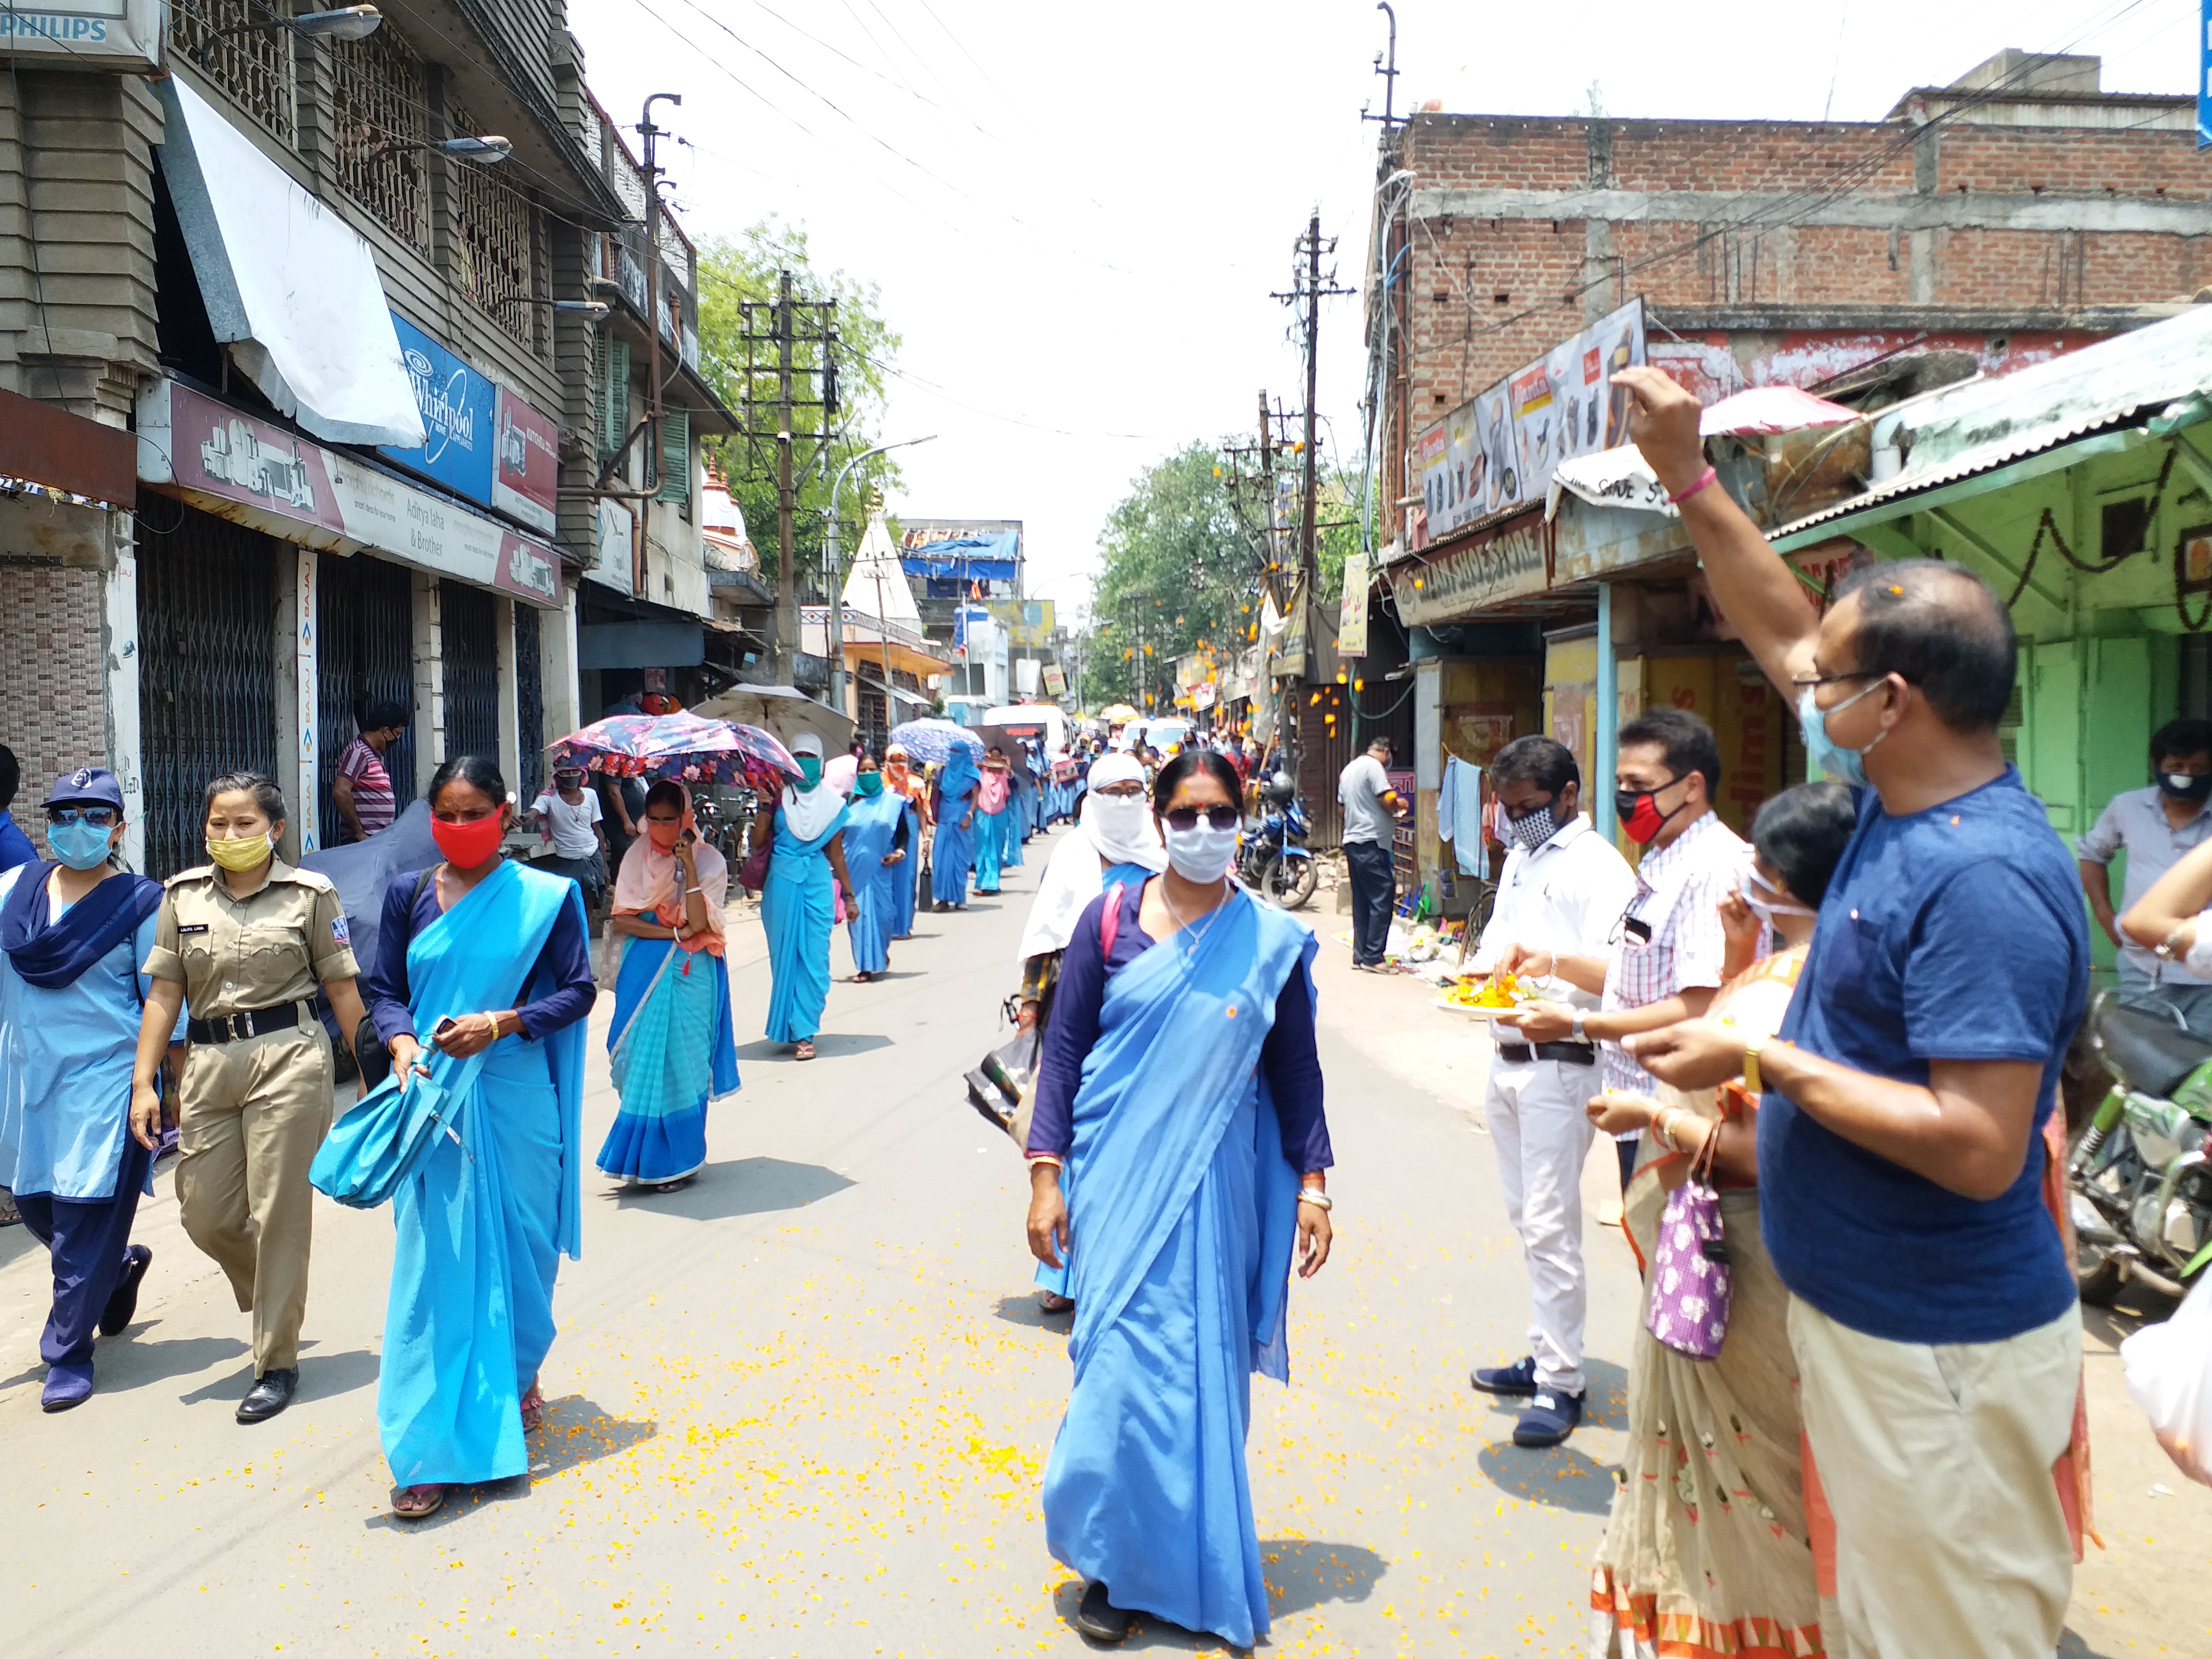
[189,1001,304,1045]
[1495,1040,1596,1067]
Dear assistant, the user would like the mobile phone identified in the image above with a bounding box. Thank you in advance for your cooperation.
[430,1015,462,1047]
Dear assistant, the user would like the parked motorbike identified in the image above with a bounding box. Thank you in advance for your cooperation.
[2070,990,2212,1305]
[1238,772,1317,910]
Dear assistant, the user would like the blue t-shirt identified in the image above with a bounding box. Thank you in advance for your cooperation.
[0,811,37,875]
[1759,769,2085,1345]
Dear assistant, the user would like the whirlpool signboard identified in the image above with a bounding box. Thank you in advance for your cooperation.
[377,312,559,535]
[0,0,163,68]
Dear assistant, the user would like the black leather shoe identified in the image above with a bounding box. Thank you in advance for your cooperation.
[99,1245,152,1337]
[237,1367,298,1424]
[1074,1581,1132,1643]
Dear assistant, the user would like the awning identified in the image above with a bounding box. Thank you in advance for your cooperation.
[158,75,422,448]
[842,635,946,681]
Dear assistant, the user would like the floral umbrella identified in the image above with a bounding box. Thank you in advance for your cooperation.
[548,710,799,792]
[887,718,986,765]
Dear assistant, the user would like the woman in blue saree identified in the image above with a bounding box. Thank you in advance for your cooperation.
[840,754,909,983]
[973,746,1013,895]
[752,733,854,1060]
[1025,749,1335,1647]
[361,756,596,1521]
[599,779,739,1182]
[930,746,980,912]
[883,745,926,939]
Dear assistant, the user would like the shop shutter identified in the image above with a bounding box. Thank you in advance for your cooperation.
[657,408,691,505]
[440,580,502,766]
[597,334,630,463]
[316,552,418,846]
[514,601,545,803]
[139,507,281,879]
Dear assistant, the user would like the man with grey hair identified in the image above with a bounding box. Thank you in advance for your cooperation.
[1613,366,2088,1659]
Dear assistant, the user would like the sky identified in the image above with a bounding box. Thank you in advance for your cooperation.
[563,0,2198,620]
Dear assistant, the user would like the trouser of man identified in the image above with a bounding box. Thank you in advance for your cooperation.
[1788,1296,2080,1659]
[176,1025,334,1378]
[2115,960,2212,1034]
[1486,1050,1598,1394]
[1343,839,1395,966]
[15,1131,153,1368]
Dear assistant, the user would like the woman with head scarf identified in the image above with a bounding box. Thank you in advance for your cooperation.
[597,777,739,1188]
[881,744,927,939]
[973,745,1014,896]
[0,768,180,1411]
[931,744,981,913]
[750,733,854,1060]
[840,755,910,983]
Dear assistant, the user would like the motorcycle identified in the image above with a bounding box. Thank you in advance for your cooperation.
[1238,772,1317,910]
[2069,989,2212,1305]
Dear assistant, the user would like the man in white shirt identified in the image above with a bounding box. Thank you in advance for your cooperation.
[529,766,610,904]
[1466,735,1638,1448]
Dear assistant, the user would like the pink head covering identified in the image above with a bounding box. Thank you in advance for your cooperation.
[610,781,729,955]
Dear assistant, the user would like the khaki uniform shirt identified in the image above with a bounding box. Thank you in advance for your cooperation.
[144,858,360,1018]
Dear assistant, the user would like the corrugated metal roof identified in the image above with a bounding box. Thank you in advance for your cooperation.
[1768,303,2212,546]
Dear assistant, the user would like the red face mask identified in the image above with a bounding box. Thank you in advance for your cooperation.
[646,818,685,850]
[1614,782,1682,847]
[431,811,505,868]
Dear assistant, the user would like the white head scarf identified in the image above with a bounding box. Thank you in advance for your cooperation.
[1016,751,1166,963]
[780,731,845,842]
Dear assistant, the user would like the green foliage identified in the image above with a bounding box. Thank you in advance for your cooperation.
[694,219,906,588]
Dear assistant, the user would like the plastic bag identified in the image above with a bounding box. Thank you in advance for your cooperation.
[2119,1268,2212,1487]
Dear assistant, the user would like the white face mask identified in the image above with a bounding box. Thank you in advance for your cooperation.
[1162,821,1239,884]
[1089,794,1150,845]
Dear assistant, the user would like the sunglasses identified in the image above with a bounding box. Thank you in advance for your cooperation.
[1162,806,1241,832]
[47,806,118,828]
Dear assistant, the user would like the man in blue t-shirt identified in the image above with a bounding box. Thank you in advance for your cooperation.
[1610,367,2087,1659]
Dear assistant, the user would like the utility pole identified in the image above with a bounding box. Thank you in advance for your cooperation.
[775,269,796,684]
[636,92,680,597]
[735,277,838,688]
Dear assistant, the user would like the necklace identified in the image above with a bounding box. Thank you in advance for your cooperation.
[1160,876,1232,953]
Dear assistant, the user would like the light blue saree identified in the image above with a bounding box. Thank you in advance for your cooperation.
[1041,891,1316,1648]
[379,860,588,1490]
[890,796,922,937]
[762,800,850,1043]
[598,933,738,1183]
[974,804,1008,891]
[931,753,979,905]
[840,790,906,975]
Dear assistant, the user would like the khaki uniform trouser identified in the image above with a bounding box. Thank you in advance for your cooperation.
[1788,1295,2080,1659]
[175,1025,334,1376]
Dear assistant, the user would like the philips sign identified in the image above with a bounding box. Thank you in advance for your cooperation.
[0,0,160,67]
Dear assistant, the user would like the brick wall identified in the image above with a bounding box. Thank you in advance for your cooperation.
[0,561,108,856]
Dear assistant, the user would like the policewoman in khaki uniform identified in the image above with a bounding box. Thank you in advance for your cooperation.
[131,772,369,1424]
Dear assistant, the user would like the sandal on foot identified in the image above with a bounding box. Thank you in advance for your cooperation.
[794,1039,816,1061]
[1038,1291,1074,1315]
[391,1483,446,1520]
[519,1382,546,1433]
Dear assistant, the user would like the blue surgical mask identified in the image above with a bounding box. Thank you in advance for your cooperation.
[1796,681,1888,788]
[47,818,115,871]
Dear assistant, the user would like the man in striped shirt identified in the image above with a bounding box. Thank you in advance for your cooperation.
[334,700,408,843]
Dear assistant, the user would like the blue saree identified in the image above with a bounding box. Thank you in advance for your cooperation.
[379,860,588,1490]
[974,805,1008,892]
[840,790,906,975]
[931,753,979,905]
[1041,891,1315,1648]
[890,796,922,937]
[762,800,850,1043]
[598,933,738,1182]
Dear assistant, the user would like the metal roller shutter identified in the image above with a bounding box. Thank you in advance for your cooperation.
[316,552,418,845]
[440,579,501,768]
[514,600,545,802]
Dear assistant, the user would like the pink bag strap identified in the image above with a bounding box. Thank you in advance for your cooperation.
[1100,881,1125,962]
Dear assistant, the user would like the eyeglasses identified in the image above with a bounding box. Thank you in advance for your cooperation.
[1789,668,1886,690]
[1095,782,1146,799]
[47,806,118,828]
[1163,805,1241,832]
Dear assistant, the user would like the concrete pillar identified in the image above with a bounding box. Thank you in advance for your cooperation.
[412,569,444,790]
[1595,582,1618,840]
[272,551,303,862]
[101,517,144,872]
[292,546,320,854]
[539,584,583,751]
[496,594,521,791]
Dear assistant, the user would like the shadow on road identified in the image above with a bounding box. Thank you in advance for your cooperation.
[2058,1631,2116,1658]
[733,1033,895,1062]
[992,1291,1072,1330]
[1474,1441,1619,1515]
[1038,1541,1385,1655]
[608,1155,854,1221]
[360,1397,657,1534]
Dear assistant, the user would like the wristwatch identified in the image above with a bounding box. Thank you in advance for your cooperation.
[1570,1010,1587,1044]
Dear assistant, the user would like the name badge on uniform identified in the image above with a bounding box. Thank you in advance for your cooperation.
[177,924,210,936]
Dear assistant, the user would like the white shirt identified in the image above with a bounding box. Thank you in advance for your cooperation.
[532,788,604,859]
[1600,808,1750,1094]
[1473,814,1639,1013]
[2078,785,2212,985]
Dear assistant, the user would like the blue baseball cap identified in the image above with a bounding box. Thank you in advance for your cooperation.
[44,766,126,812]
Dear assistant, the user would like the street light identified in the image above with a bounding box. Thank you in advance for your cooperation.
[495,294,612,320]
[215,3,383,40]
[824,434,938,721]
[368,132,513,167]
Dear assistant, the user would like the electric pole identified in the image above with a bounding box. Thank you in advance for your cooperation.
[735,276,838,687]
[636,92,681,597]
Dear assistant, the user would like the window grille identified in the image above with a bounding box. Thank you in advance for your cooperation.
[440,580,502,764]
[327,26,430,253]
[450,102,537,348]
[171,0,297,147]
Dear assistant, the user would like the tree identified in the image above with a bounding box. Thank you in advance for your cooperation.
[1081,442,1259,712]
[694,219,905,591]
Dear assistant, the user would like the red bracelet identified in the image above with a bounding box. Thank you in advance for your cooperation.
[1666,464,1718,506]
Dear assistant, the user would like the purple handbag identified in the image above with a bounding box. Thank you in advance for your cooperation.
[1643,1125,1731,1361]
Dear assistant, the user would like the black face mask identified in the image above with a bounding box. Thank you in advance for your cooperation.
[2160,770,2212,805]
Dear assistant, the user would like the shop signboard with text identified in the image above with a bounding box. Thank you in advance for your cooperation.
[140,378,561,609]
[0,0,160,69]
[1389,514,1548,627]
[378,312,558,536]
[1420,297,1645,539]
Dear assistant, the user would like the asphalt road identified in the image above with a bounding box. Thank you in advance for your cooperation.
[0,825,2204,1657]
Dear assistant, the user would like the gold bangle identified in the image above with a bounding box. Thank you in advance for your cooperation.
[1743,1034,1769,1095]
[483,1012,501,1042]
